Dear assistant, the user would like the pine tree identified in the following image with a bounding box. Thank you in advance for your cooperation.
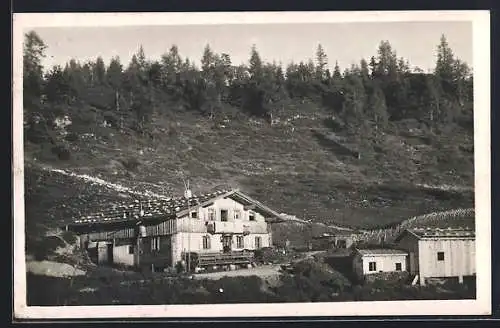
[375,40,398,78]
[23,31,47,109]
[106,56,123,90]
[367,84,388,130]
[435,34,455,82]
[249,45,263,81]
[368,56,377,78]
[332,61,342,81]
[63,59,85,100]
[342,74,366,128]
[201,44,215,75]
[136,45,148,71]
[315,44,328,80]
[92,56,107,85]
[45,65,70,105]
[360,59,370,83]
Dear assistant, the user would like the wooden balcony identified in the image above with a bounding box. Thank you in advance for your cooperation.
[177,218,268,234]
[185,251,254,271]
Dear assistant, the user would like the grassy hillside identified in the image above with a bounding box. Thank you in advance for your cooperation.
[24,103,474,249]
[23,31,475,249]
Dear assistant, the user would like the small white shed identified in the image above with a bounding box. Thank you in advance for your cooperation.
[352,248,408,279]
[394,228,475,285]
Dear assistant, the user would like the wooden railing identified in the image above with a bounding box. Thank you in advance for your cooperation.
[185,251,254,270]
[177,218,268,234]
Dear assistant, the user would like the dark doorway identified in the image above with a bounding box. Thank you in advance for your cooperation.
[337,239,347,248]
[222,235,232,252]
[107,243,114,264]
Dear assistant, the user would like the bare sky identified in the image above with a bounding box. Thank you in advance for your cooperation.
[33,21,472,73]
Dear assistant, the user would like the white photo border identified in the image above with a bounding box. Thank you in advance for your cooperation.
[12,10,491,319]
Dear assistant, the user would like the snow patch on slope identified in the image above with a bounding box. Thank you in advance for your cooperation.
[49,168,170,200]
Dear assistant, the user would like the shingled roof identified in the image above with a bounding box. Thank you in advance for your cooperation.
[395,227,476,242]
[355,248,408,256]
[408,227,475,239]
[66,189,284,227]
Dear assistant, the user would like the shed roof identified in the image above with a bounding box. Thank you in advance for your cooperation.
[355,248,408,256]
[66,189,284,228]
[402,227,475,240]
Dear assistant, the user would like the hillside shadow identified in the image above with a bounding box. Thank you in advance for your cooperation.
[322,117,345,134]
[311,128,359,159]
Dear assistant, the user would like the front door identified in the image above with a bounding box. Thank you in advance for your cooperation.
[97,242,112,264]
[222,235,232,253]
[107,243,114,264]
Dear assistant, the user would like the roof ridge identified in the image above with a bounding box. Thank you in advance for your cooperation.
[68,188,239,225]
[409,227,474,231]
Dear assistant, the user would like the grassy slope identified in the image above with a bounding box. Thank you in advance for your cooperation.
[24,103,475,248]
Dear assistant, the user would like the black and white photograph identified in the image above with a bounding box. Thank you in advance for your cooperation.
[13,11,491,319]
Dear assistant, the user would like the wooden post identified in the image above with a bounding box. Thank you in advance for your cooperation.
[187,203,191,273]
[136,235,141,267]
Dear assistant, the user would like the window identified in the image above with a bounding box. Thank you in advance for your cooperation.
[128,245,134,255]
[191,211,198,219]
[249,212,256,221]
[368,262,377,272]
[236,236,244,248]
[151,237,160,251]
[395,262,402,271]
[437,252,445,261]
[208,208,215,221]
[337,239,347,248]
[202,235,211,250]
[255,236,262,249]
[234,210,241,220]
[220,209,229,222]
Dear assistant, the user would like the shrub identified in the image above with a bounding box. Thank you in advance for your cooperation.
[202,276,271,303]
[27,236,67,261]
[254,247,291,264]
[103,111,121,128]
[273,259,353,302]
[65,132,79,142]
[25,123,53,145]
[51,144,71,160]
[364,271,410,286]
[120,157,141,171]
[27,273,72,306]
[293,259,352,292]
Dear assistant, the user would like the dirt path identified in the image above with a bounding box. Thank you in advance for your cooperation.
[27,260,86,278]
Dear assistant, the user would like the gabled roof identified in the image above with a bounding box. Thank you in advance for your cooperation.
[224,190,285,223]
[66,189,284,227]
[355,248,408,256]
[395,227,475,242]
